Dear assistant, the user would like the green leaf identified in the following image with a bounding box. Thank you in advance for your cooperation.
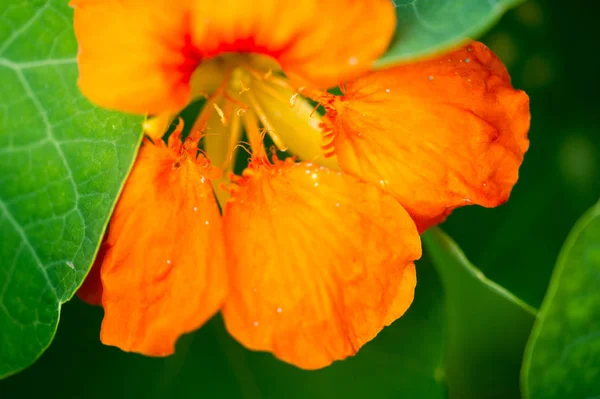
[0,0,142,378]
[0,254,447,397]
[423,227,536,398]
[522,201,600,398]
[377,0,524,67]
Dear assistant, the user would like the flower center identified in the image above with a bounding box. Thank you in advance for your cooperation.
[144,53,337,204]
[193,54,335,154]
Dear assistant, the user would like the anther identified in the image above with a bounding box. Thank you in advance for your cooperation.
[290,92,300,107]
[212,102,228,126]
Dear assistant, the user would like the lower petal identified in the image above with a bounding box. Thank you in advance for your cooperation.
[222,160,421,369]
[98,139,227,356]
[330,42,531,231]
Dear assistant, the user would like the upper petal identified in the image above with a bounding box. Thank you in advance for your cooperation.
[72,0,198,114]
[329,42,530,231]
[222,160,421,369]
[98,137,227,356]
[73,0,395,114]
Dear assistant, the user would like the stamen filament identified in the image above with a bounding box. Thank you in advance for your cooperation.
[188,98,217,146]
[243,90,288,152]
[242,110,267,159]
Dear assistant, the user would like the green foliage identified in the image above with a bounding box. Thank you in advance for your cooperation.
[1,0,600,397]
[424,228,536,398]
[377,0,524,66]
[0,0,142,378]
[522,201,600,398]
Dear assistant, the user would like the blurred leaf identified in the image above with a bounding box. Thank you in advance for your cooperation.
[377,0,523,67]
[423,227,536,399]
[522,201,600,398]
[0,254,447,398]
[0,0,142,378]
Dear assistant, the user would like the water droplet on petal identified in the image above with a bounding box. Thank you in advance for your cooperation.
[428,75,434,81]
[253,321,259,327]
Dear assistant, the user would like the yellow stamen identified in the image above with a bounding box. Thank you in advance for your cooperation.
[243,90,288,152]
[212,102,227,126]
[204,101,243,206]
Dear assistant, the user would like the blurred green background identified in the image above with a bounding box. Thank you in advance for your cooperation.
[1,0,599,397]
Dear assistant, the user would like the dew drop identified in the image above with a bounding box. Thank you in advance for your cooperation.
[348,56,358,66]
[428,75,434,81]
[276,307,282,313]
[311,173,318,179]
[205,220,210,225]
[305,169,310,174]
[385,88,391,93]
[253,321,259,327]
[465,58,471,63]
[335,203,340,208]
[314,182,319,187]
[193,206,198,212]
[166,259,171,265]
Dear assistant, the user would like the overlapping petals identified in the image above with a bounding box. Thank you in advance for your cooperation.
[72,0,395,114]
[74,0,530,370]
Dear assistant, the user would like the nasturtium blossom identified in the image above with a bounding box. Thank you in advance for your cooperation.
[72,0,530,369]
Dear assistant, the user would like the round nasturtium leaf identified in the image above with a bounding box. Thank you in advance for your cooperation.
[376,0,524,67]
[522,201,600,398]
[0,0,142,378]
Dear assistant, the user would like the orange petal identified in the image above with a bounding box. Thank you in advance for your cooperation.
[222,160,421,369]
[72,0,197,114]
[76,241,108,306]
[329,42,530,231]
[190,0,396,88]
[73,0,395,114]
[98,136,227,356]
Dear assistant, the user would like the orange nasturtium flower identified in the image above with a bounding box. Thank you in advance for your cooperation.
[73,0,530,369]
